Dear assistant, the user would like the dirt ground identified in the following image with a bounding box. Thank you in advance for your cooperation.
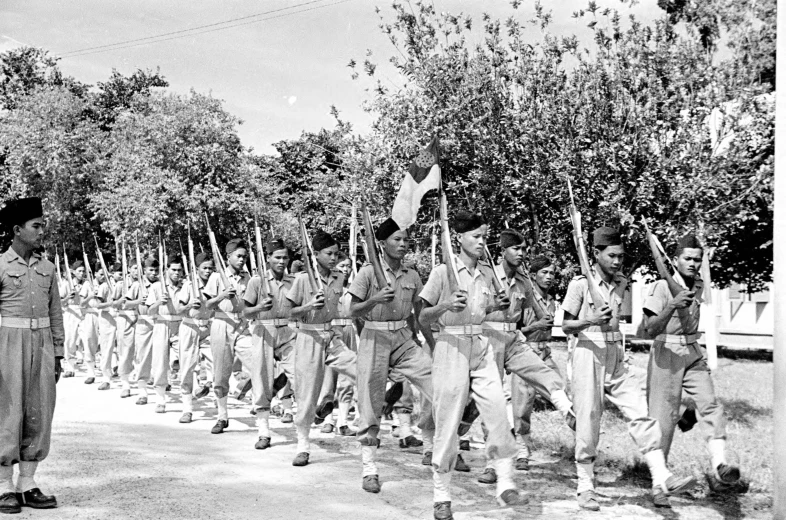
[18,362,770,520]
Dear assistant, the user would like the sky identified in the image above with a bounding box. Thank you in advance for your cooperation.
[1,0,661,154]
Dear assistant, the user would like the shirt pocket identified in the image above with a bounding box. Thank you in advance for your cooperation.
[5,270,27,291]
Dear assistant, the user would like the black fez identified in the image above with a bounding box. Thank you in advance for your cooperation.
[195,252,212,266]
[71,260,84,270]
[0,197,43,228]
[167,254,182,267]
[312,230,337,252]
[452,211,486,233]
[499,229,525,249]
[225,238,247,255]
[592,227,622,247]
[675,234,702,254]
[375,218,401,241]
[266,238,287,255]
[144,256,159,269]
[111,262,122,272]
[529,254,553,273]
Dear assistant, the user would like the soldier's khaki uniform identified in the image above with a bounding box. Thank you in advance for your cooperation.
[59,278,83,373]
[97,281,121,384]
[78,279,101,378]
[131,278,156,396]
[178,277,213,411]
[146,278,189,407]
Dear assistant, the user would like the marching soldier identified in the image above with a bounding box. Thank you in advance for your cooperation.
[561,227,696,510]
[242,238,297,448]
[60,260,85,378]
[643,234,741,502]
[419,211,520,520]
[286,230,357,467]
[348,218,434,494]
[114,263,137,397]
[177,252,215,423]
[0,197,63,513]
[129,257,159,403]
[96,263,123,390]
[78,265,103,384]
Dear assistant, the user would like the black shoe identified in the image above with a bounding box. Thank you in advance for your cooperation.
[477,467,496,484]
[314,401,334,425]
[0,492,21,514]
[566,410,577,431]
[457,400,479,436]
[236,378,253,401]
[578,490,600,511]
[362,475,381,493]
[62,371,75,378]
[433,501,453,520]
[255,437,271,450]
[677,408,697,433]
[497,488,521,506]
[338,425,356,437]
[281,412,294,424]
[381,381,404,417]
[16,488,57,509]
[120,389,131,398]
[165,384,172,392]
[272,373,288,394]
[454,454,470,472]
[399,435,423,448]
[292,452,309,466]
[515,457,530,471]
[459,439,470,451]
[662,474,698,495]
[422,451,432,466]
[84,376,95,385]
[653,489,671,508]
[195,383,211,399]
[211,419,229,434]
[98,382,110,390]
[112,367,119,378]
[135,396,148,405]
[172,360,180,372]
[716,463,741,485]
[179,412,192,424]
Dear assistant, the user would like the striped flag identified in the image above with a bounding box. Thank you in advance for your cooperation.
[391,136,441,229]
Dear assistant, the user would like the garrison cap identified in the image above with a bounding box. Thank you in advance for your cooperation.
[375,218,401,241]
[499,229,525,249]
[225,238,247,255]
[0,197,43,228]
[529,254,553,273]
[195,252,212,266]
[167,254,182,267]
[452,211,486,233]
[312,230,337,252]
[592,227,622,247]
[111,262,122,272]
[71,260,84,270]
[266,238,288,255]
[144,256,159,269]
[675,234,703,254]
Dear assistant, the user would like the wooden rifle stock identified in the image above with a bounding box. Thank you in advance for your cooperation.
[360,200,388,287]
[566,178,606,309]
[134,233,147,300]
[93,234,115,294]
[254,217,271,296]
[62,245,74,293]
[121,237,128,296]
[438,190,461,293]
[349,203,358,281]
[187,223,200,298]
[204,213,233,291]
[298,216,322,293]
[81,242,95,292]
[158,232,166,299]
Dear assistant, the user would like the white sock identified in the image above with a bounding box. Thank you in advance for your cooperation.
[494,457,516,495]
[576,462,595,493]
[644,449,672,490]
[0,465,13,494]
[217,396,229,421]
[361,445,378,476]
[324,411,335,427]
[517,434,531,460]
[257,411,271,438]
[17,461,38,493]
[296,426,310,453]
[121,377,131,390]
[708,438,727,469]
[281,397,293,415]
[183,394,193,413]
[337,401,350,428]
[398,412,413,438]
[155,386,167,406]
[550,389,573,415]
[433,470,451,503]
[138,382,148,397]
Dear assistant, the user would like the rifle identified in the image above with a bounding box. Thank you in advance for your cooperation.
[93,234,115,294]
[298,215,323,293]
[62,245,74,293]
[566,177,607,309]
[438,189,462,293]
[700,247,718,370]
[430,225,437,269]
[641,220,697,334]
[254,217,271,296]
[121,237,129,297]
[187,222,200,299]
[247,232,257,275]
[81,242,96,294]
[134,232,148,300]
[483,244,505,295]
[158,231,166,298]
[349,202,359,281]
[204,213,233,292]
[360,200,389,287]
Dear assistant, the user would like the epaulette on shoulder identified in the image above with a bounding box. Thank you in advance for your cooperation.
[572,275,586,281]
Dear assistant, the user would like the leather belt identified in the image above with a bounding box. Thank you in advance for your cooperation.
[2,317,51,329]
[364,320,408,332]
[254,318,291,327]
[656,334,698,345]
[440,324,483,336]
[577,331,622,343]
[214,311,241,321]
[483,321,517,332]
[155,315,183,322]
[137,315,154,323]
[330,318,353,327]
[526,340,549,349]
[116,310,137,318]
[298,322,333,332]
[183,317,210,327]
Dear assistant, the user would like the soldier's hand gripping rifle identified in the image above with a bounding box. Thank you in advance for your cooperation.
[566,177,607,310]
[483,243,510,312]
[641,220,697,333]
[360,199,389,288]
[254,217,271,297]
[298,215,323,294]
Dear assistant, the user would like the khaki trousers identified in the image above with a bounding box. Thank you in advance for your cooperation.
[510,342,563,436]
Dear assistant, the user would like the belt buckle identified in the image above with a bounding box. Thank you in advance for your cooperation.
[30,318,39,330]
[387,322,397,331]
[464,325,473,335]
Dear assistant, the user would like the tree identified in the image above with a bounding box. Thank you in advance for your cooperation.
[0,47,88,110]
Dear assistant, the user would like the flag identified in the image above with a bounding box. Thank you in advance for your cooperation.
[391,136,441,229]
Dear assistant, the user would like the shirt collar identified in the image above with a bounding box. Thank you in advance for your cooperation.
[5,247,41,266]
[590,264,625,289]
[454,255,482,280]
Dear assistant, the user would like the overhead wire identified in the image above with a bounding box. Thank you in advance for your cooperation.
[58,0,352,58]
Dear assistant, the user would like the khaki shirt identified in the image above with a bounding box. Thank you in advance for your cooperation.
[419,256,495,330]
[183,277,214,321]
[146,278,190,318]
[244,271,294,321]
[643,275,703,336]
[0,247,65,357]
[522,288,556,342]
[203,269,250,314]
[126,277,153,316]
[562,265,627,334]
[484,264,527,324]
[286,270,344,324]
[348,263,422,322]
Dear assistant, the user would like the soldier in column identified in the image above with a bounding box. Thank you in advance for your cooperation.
[129,256,159,403]
[59,259,85,378]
